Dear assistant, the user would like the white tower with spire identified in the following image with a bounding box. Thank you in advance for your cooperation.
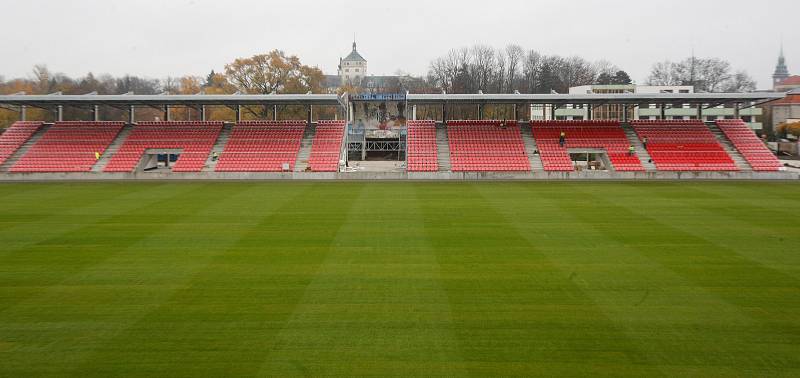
[338,40,368,84]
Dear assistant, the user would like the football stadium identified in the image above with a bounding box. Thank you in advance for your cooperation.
[2,1,800,376]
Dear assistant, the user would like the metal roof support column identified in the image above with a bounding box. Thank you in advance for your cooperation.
[92,105,100,121]
[273,105,278,121]
[477,104,483,120]
[20,105,26,121]
[734,103,740,119]
[697,103,703,121]
[622,105,629,123]
[513,104,518,121]
[412,105,417,121]
[307,105,312,126]
[660,104,666,120]
[128,105,135,124]
[586,104,592,120]
[200,105,207,121]
[57,105,63,122]
[441,104,447,124]
[235,105,241,122]
[164,105,171,121]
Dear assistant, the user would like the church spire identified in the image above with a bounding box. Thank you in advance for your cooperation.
[773,43,790,88]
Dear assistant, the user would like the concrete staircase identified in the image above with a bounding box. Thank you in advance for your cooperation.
[707,123,752,172]
[92,124,134,172]
[202,123,233,172]
[436,126,451,172]
[520,123,544,171]
[294,123,317,172]
[622,124,657,172]
[0,124,51,172]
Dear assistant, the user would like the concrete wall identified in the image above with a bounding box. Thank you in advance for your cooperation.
[1,171,797,182]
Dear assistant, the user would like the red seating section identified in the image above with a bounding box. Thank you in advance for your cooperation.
[407,120,438,172]
[105,121,222,173]
[716,120,782,172]
[308,120,345,172]
[447,120,530,172]
[632,120,737,171]
[216,121,305,172]
[12,122,123,173]
[532,120,644,172]
[0,122,42,166]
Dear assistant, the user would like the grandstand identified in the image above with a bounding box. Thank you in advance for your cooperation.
[0,91,794,179]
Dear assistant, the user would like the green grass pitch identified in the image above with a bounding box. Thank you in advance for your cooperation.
[0,181,799,377]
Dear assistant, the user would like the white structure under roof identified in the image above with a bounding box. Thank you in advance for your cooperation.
[532,85,766,130]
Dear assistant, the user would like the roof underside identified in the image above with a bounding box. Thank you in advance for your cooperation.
[0,92,787,110]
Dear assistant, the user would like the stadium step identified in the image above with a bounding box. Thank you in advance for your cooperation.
[0,123,51,172]
[92,124,133,172]
[202,123,233,172]
[520,123,545,171]
[435,125,451,172]
[707,123,753,172]
[294,122,316,172]
[622,123,657,172]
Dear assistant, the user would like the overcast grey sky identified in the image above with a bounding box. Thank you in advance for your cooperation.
[0,0,796,89]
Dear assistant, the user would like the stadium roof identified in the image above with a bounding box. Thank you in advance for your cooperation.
[404,92,787,106]
[0,92,787,110]
[0,94,345,109]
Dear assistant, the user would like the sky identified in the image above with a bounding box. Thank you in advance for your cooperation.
[0,0,796,90]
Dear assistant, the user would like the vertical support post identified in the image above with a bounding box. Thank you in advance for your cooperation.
[93,105,100,121]
[307,105,312,126]
[477,104,483,120]
[235,105,241,122]
[734,103,741,120]
[273,105,278,121]
[164,105,171,121]
[513,104,518,121]
[586,104,592,120]
[412,105,417,121]
[442,104,447,124]
[200,105,207,121]
[697,103,703,121]
[660,104,666,120]
[57,105,64,122]
[20,105,27,121]
[128,105,136,124]
[622,105,629,123]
